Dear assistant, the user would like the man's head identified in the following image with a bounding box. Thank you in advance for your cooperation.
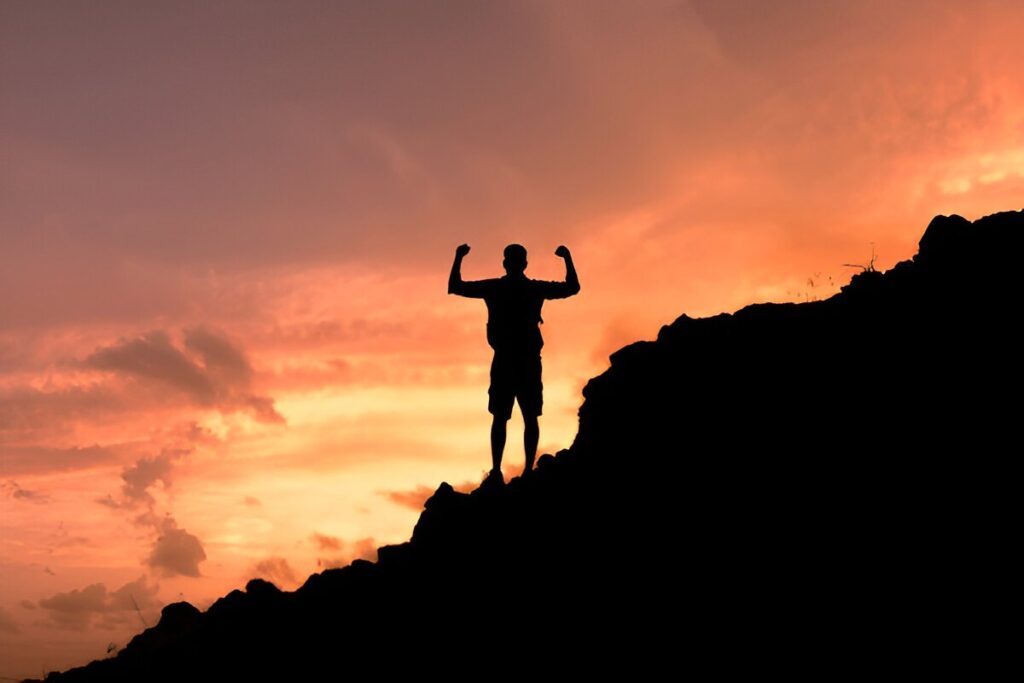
[503,244,528,275]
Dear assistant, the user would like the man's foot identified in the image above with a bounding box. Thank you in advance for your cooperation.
[481,468,504,488]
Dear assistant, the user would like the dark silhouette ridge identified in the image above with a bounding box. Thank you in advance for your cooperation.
[32,210,1022,682]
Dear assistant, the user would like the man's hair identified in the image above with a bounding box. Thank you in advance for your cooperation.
[502,244,528,274]
[503,244,527,262]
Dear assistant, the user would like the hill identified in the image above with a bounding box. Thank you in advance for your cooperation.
[36,210,1022,680]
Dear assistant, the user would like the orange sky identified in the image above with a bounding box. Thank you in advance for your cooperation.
[2,1,1024,677]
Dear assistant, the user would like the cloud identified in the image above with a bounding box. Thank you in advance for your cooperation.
[121,452,177,504]
[37,583,107,630]
[3,480,51,503]
[182,327,252,387]
[0,606,20,633]
[106,576,162,613]
[146,517,207,578]
[250,557,298,588]
[37,576,161,631]
[93,441,209,580]
[315,537,378,569]
[382,485,436,511]
[95,446,190,512]
[311,533,343,551]
[0,379,227,453]
[82,327,283,423]
[382,480,480,511]
[179,420,221,446]
[19,599,37,610]
[94,423,217,512]
[85,330,212,400]
[243,496,262,507]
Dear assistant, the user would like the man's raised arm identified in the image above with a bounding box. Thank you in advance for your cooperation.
[448,244,491,298]
[540,245,581,299]
[556,245,580,294]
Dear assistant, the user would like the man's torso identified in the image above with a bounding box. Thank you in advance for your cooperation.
[483,277,545,355]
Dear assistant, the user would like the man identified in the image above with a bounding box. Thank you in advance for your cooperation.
[448,243,580,481]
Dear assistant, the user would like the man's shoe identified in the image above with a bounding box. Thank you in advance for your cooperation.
[480,468,505,490]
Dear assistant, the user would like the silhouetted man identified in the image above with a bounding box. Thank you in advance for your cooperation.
[448,243,580,481]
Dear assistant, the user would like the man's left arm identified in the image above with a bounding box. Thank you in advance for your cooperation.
[540,245,580,299]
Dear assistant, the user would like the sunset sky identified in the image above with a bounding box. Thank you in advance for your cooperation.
[2,0,1023,677]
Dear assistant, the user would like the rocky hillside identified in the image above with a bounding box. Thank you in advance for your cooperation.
[36,210,1022,681]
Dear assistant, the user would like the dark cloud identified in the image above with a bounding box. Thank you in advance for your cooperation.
[3,480,51,503]
[92,424,214,513]
[36,576,161,631]
[12,487,49,502]
[182,327,252,386]
[251,557,298,588]
[37,583,107,630]
[85,330,213,401]
[96,447,189,511]
[120,450,182,505]
[146,517,206,578]
[82,327,283,423]
[19,599,37,610]
[311,533,342,552]
[97,450,206,579]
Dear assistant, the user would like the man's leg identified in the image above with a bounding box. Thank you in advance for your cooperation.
[490,415,507,474]
[488,351,513,477]
[521,353,542,474]
[523,413,539,473]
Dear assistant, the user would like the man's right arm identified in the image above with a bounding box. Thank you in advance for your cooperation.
[448,244,490,298]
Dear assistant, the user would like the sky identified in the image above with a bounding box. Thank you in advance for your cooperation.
[2,0,1023,677]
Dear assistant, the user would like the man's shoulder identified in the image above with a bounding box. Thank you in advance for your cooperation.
[525,276,564,290]
[474,277,503,296]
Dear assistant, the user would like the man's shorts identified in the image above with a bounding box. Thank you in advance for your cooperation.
[488,352,543,420]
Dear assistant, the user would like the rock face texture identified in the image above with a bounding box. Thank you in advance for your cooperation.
[37,211,1022,681]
